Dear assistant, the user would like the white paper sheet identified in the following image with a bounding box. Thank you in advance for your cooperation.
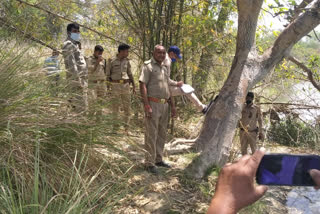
[180,84,194,94]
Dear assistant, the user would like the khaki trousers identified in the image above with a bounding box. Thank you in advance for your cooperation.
[67,75,88,113]
[110,83,131,128]
[239,130,258,155]
[169,86,205,112]
[88,80,106,115]
[144,102,169,166]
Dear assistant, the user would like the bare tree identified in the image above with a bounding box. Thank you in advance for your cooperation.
[186,0,320,179]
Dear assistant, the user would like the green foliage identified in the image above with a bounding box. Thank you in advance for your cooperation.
[239,200,266,214]
[267,117,319,148]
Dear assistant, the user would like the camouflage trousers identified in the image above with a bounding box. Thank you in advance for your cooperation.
[144,102,169,166]
[239,130,258,155]
[66,76,88,113]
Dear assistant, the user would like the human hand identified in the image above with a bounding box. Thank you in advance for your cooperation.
[310,169,320,190]
[97,55,103,63]
[176,81,183,87]
[207,149,268,214]
[144,104,152,118]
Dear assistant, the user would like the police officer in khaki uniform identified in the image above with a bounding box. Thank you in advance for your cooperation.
[239,92,264,155]
[139,45,176,174]
[86,45,106,115]
[62,23,88,113]
[164,46,213,114]
[106,44,135,131]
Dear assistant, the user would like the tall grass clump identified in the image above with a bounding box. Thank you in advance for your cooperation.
[0,41,136,213]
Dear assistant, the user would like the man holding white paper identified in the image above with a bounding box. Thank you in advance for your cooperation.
[164,46,213,114]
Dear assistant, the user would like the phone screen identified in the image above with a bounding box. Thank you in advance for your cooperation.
[256,154,320,186]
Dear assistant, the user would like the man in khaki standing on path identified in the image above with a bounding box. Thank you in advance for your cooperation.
[139,45,176,174]
[86,45,106,116]
[106,44,135,131]
[62,23,88,113]
[239,92,264,155]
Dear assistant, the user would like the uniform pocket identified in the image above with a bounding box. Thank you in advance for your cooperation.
[151,70,163,81]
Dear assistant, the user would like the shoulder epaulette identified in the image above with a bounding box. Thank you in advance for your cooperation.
[144,60,151,65]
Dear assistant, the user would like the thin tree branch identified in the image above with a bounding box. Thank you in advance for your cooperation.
[288,56,320,92]
[0,18,58,51]
[16,0,123,44]
[256,0,320,85]
[291,0,314,21]
[261,102,320,109]
[313,29,320,42]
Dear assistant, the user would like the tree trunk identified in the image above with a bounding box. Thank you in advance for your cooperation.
[186,0,320,179]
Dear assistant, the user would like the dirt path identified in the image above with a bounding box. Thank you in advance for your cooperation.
[97,133,213,214]
[97,133,320,214]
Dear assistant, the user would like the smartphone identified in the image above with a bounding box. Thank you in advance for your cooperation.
[256,154,320,186]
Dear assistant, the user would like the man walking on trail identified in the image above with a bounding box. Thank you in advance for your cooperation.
[239,92,264,155]
[164,46,213,114]
[139,45,176,174]
[86,45,107,116]
[106,44,135,132]
[62,22,88,113]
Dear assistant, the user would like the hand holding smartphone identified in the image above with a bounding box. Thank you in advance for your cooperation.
[256,154,320,186]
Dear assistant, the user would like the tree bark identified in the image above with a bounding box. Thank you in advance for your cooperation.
[186,0,320,179]
[291,0,314,21]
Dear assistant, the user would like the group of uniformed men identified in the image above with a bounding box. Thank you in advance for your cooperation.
[44,22,264,174]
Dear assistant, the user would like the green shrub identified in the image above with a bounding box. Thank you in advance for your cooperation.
[267,117,319,148]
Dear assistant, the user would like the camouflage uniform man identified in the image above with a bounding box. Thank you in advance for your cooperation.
[164,46,213,114]
[239,92,264,155]
[106,44,135,130]
[62,23,88,113]
[86,45,106,115]
[139,45,176,174]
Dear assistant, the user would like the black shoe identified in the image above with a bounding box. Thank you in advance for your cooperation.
[202,100,215,114]
[155,161,171,168]
[146,166,159,174]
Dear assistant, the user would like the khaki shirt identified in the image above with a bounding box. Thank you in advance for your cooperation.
[163,53,178,86]
[62,38,87,78]
[240,104,263,132]
[139,57,171,99]
[106,56,132,81]
[86,55,106,81]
